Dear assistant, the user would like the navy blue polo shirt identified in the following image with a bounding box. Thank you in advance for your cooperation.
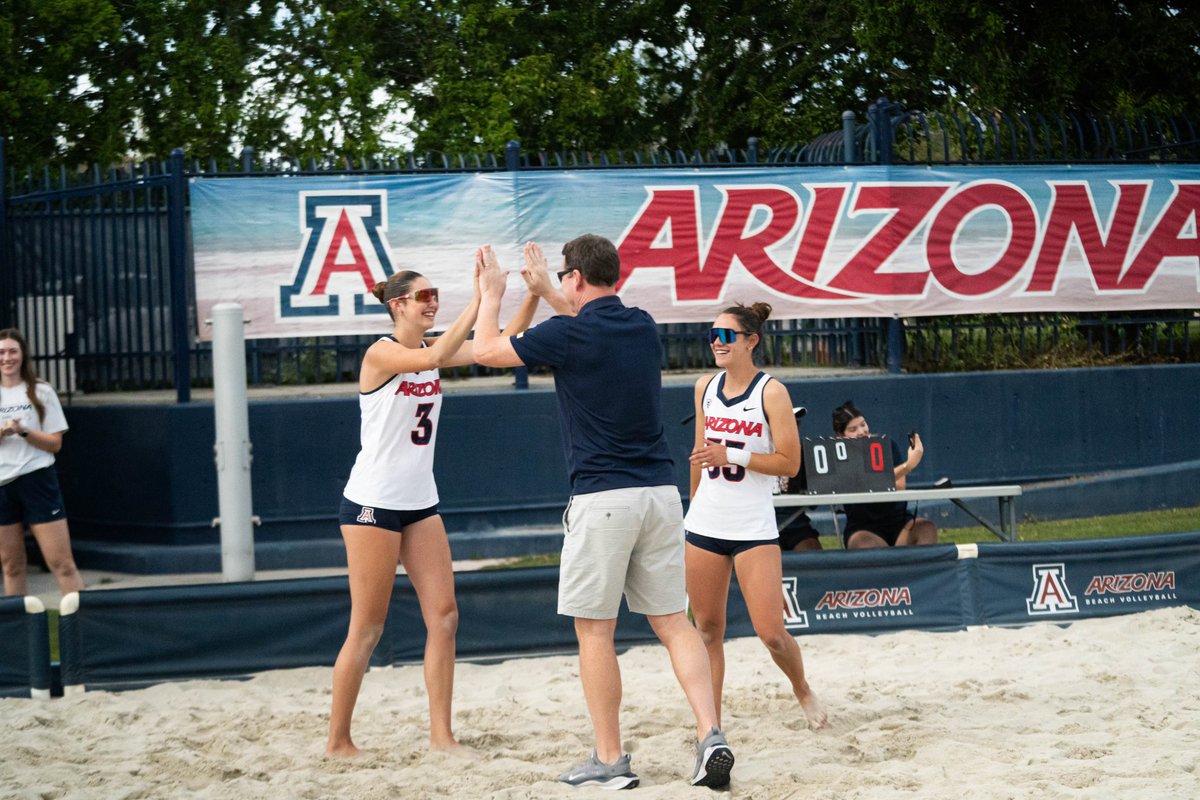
[510,295,675,495]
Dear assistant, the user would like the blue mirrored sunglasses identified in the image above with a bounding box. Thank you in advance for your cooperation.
[708,328,748,344]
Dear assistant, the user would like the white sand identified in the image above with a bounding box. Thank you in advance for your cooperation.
[2,606,1198,799]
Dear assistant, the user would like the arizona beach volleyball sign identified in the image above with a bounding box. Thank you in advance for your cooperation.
[190,165,1200,339]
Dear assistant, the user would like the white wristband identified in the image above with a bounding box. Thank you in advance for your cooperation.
[725,447,750,467]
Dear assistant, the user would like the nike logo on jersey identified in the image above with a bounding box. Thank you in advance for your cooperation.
[742,405,757,411]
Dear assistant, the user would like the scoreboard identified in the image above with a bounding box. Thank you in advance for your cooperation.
[798,435,897,494]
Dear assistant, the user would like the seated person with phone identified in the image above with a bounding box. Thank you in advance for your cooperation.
[831,400,938,549]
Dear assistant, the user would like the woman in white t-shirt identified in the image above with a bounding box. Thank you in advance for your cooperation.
[0,328,84,597]
[327,254,538,758]
[683,303,826,730]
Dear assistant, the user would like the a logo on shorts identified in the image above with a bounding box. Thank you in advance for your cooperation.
[356,506,377,524]
[1026,563,1078,615]
[781,577,810,630]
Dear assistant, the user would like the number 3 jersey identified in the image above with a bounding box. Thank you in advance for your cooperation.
[684,370,780,541]
[343,339,442,510]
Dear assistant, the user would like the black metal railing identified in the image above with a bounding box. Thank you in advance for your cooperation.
[3,101,1198,401]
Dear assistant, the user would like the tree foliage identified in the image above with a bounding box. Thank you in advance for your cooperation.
[1,0,1198,170]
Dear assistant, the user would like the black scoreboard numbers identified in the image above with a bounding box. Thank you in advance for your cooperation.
[801,435,896,494]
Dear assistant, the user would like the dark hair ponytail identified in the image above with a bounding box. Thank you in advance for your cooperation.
[372,270,422,319]
[721,302,772,363]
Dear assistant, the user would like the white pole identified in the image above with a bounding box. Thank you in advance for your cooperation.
[211,302,255,582]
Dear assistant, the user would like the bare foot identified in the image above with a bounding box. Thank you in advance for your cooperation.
[799,690,828,730]
[325,740,364,759]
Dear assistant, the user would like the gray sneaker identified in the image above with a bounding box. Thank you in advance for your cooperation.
[691,727,734,788]
[558,752,640,790]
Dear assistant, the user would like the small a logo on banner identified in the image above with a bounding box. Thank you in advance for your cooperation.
[781,577,810,630]
[1026,563,1078,615]
[280,191,395,320]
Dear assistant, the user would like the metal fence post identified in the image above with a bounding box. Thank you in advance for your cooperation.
[168,148,192,402]
[886,317,905,374]
[211,302,256,582]
[241,146,255,174]
[842,111,857,163]
[747,137,759,164]
[505,140,529,390]
[0,137,8,323]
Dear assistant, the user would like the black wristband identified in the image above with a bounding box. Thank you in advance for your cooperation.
[17,430,28,438]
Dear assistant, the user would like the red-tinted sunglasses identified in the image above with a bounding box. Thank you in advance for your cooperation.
[394,288,439,303]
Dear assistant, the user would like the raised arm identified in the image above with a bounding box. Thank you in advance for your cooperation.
[688,376,709,501]
[365,263,482,376]
[894,432,924,489]
[443,255,540,368]
[520,241,574,317]
[472,245,528,368]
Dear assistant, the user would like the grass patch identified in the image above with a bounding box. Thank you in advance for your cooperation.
[481,552,561,570]
[480,505,1200,567]
[48,609,59,663]
[939,505,1200,544]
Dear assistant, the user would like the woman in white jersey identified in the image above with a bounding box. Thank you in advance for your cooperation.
[327,256,538,758]
[0,328,85,597]
[684,303,827,730]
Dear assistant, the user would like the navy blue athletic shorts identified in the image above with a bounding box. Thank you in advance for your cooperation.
[0,466,69,526]
[685,530,777,558]
[338,496,438,531]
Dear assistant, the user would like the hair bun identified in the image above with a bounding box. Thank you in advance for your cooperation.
[750,302,772,323]
[371,281,388,302]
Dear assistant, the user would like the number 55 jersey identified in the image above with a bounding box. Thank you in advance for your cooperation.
[684,370,780,541]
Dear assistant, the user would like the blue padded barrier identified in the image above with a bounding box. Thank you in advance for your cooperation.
[54,532,1200,692]
[58,569,659,692]
[0,596,51,699]
[969,531,1200,627]
[773,545,968,635]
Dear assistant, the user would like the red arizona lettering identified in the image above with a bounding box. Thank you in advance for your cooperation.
[790,185,847,281]
[1027,182,1150,292]
[1121,182,1200,290]
[312,209,375,294]
[395,379,442,397]
[1085,571,1175,594]
[705,416,763,437]
[827,184,949,295]
[705,188,852,299]
[615,188,707,298]
[928,182,1037,296]
[616,186,855,300]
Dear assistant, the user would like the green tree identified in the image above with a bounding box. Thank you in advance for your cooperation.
[852,1,1200,115]
[0,0,125,168]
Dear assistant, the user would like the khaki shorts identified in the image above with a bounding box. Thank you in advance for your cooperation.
[558,485,686,619]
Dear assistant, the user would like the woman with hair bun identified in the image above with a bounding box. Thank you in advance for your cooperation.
[327,253,538,758]
[683,303,827,730]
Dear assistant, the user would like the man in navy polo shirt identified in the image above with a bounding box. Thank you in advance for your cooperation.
[473,235,734,790]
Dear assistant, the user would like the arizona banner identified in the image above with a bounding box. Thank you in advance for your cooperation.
[190,165,1200,339]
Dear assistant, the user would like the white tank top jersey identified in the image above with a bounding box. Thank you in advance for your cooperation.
[342,338,442,510]
[683,370,780,541]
